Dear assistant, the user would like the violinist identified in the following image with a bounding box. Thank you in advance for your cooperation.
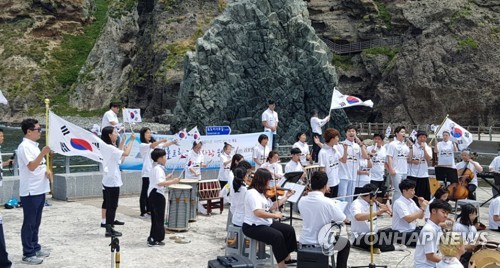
[392,179,428,247]
[261,151,283,181]
[455,150,483,200]
[242,168,297,268]
[229,166,251,227]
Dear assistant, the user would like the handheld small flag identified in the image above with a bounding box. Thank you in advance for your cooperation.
[122,108,142,123]
[188,126,201,141]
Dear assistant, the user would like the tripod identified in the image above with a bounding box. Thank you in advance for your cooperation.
[110,236,121,268]
[351,191,387,268]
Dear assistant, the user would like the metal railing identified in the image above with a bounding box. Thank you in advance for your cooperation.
[321,36,404,54]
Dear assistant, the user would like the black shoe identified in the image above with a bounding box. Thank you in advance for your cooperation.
[105,224,122,237]
[284,259,297,265]
[113,220,125,225]
[148,240,165,247]
[100,223,107,228]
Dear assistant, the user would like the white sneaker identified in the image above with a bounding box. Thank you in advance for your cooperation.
[394,244,407,251]
[198,203,208,215]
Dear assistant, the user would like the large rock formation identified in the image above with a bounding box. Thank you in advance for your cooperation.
[172,0,349,143]
[308,0,500,126]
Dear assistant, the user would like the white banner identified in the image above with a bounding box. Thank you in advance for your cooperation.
[120,132,273,171]
[330,88,373,110]
[122,108,142,123]
[436,118,473,150]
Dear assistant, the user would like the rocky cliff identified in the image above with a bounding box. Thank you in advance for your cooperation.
[170,0,349,142]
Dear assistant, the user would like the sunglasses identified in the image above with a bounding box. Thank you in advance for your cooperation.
[30,128,42,133]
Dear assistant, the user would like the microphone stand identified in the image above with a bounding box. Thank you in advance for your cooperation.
[351,190,387,268]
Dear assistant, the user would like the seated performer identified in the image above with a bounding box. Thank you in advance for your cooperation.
[414,199,453,268]
[489,196,500,231]
[392,179,428,246]
[298,171,350,268]
[424,187,449,221]
[350,183,406,253]
[285,148,304,174]
[455,150,483,200]
[242,168,297,268]
[261,151,283,181]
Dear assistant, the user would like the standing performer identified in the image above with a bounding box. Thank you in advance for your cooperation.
[17,119,52,265]
[101,126,135,237]
[292,132,311,166]
[252,134,270,170]
[242,168,297,268]
[318,128,343,198]
[147,148,180,246]
[435,131,458,168]
[101,102,123,132]
[218,142,233,189]
[139,127,176,218]
[386,126,410,203]
[310,109,330,163]
[0,129,12,268]
[338,125,368,203]
[261,100,279,150]
[407,131,433,201]
[184,141,207,214]
[367,133,387,194]
[455,150,483,200]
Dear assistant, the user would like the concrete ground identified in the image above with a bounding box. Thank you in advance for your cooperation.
[2,187,500,268]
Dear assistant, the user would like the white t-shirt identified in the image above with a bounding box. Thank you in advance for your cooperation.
[293,141,310,165]
[252,144,269,170]
[218,152,232,182]
[424,198,435,220]
[489,196,500,230]
[229,183,248,226]
[148,164,167,197]
[355,159,371,187]
[414,220,443,268]
[437,141,456,167]
[243,188,272,226]
[310,116,329,135]
[392,196,420,232]
[298,191,346,245]
[261,162,283,179]
[455,161,478,186]
[338,140,362,181]
[436,257,463,268]
[318,144,341,187]
[17,138,50,196]
[367,145,386,182]
[101,109,119,129]
[184,150,204,180]
[350,197,379,242]
[489,155,500,172]
[452,222,477,243]
[408,143,432,178]
[386,140,410,174]
[102,144,124,187]
[261,108,278,134]
[285,160,303,173]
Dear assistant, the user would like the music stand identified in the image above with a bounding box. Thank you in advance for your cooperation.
[434,167,458,186]
[283,171,304,186]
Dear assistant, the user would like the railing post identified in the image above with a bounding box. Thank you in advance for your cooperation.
[368,123,372,136]
[13,149,19,176]
[489,126,493,141]
[477,126,481,141]
[65,156,70,174]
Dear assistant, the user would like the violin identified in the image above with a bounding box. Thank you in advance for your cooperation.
[265,186,287,198]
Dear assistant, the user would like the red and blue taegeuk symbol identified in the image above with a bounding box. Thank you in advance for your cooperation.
[129,112,135,119]
[346,96,360,104]
[451,128,462,138]
[178,131,186,139]
[70,138,93,151]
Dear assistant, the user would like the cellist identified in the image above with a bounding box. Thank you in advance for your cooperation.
[455,150,483,200]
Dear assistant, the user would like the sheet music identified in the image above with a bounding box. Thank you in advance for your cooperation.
[284,182,306,203]
[277,177,287,187]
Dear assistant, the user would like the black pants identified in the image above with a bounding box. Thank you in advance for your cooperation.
[395,226,422,247]
[103,186,120,225]
[149,189,166,242]
[312,132,322,163]
[20,194,45,257]
[325,185,339,198]
[0,224,12,268]
[242,222,297,263]
[353,229,397,252]
[407,176,431,202]
[140,177,150,216]
[467,184,477,200]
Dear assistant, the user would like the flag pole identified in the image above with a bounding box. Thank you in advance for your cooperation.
[44,98,53,194]
[429,114,449,146]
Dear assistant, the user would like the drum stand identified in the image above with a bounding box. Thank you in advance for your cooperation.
[351,192,387,268]
[109,236,121,268]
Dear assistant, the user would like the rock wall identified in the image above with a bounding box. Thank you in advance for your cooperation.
[171,0,349,143]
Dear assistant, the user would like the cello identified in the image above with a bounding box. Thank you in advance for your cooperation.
[447,162,473,200]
